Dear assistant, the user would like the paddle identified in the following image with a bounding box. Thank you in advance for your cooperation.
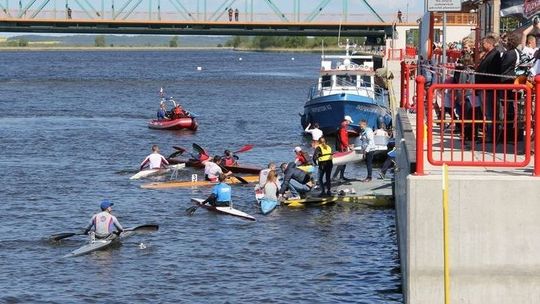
[233,144,253,154]
[217,163,248,184]
[50,224,159,241]
[168,146,187,159]
[186,204,199,216]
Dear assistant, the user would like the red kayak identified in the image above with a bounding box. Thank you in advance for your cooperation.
[148,117,198,131]
[167,158,262,174]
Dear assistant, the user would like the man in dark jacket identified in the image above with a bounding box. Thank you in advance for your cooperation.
[475,34,502,142]
[279,162,313,199]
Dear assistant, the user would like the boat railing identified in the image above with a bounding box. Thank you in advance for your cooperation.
[312,78,377,99]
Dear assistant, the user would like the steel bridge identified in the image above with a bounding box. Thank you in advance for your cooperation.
[0,0,399,37]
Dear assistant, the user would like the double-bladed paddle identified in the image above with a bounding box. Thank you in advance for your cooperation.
[50,224,159,242]
[168,146,187,159]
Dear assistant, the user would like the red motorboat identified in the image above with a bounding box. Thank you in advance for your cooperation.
[148,93,198,131]
[148,117,198,130]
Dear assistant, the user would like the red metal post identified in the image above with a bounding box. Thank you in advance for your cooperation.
[415,75,426,175]
[400,61,406,108]
[534,76,540,176]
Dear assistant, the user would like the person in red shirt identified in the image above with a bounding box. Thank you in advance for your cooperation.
[332,115,353,181]
[293,146,311,166]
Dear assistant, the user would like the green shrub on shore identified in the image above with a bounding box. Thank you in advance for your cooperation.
[224,36,366,50]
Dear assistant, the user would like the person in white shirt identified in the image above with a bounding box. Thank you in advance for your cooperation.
[140,145,169,170]
[521,19,539,59]
[358,119,375,182]
[204,156,232,182]
[305,123,323,148]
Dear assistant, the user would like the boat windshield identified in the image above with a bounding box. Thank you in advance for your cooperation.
[321,75,332,87]
[360,76,372,88]
[336,74,357,87]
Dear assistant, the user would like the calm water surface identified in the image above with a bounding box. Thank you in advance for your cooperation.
[0,50,401,303]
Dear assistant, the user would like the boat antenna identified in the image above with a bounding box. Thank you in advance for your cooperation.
[337,18,343,48]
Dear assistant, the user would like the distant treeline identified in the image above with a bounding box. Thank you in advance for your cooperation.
[224,36,367,49]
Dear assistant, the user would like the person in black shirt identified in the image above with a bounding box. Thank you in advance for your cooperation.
[475,34,502,142]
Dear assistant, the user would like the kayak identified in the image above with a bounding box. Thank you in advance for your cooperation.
[63,236,120,258]
[148,117,198,131]
[129,163,186,180]
[167,158,262,174]
[284,196,340,208]
[63,224,159,258]
[141,175,259,189]
[254,187,279,215]
[258,198,279,215]
[332,150,364,166]
[191,198,256,221]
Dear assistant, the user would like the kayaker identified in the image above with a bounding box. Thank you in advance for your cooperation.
[263,170,280,201]
[279,162,314,200]
[259,162,276,187]
[204,156,232,182]
[313,137,333,197]
[294,147,312,166]
[358,119,376,182]
[332,115,353,181]
[222,150,238,166]
[200,173,232,206]
[83,200,124,239]
[305,123,323,148]
[140,145,169,170]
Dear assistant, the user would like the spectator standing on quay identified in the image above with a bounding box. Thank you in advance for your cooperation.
[234,8,239,22]
[475,34,502,142]
[397,10,403,23]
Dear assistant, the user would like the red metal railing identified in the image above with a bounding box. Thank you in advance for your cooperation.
[387,48,403,61]
[400,61,417,109]
[415,75,540,176]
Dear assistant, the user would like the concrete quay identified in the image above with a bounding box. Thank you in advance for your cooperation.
[394,108,540,304]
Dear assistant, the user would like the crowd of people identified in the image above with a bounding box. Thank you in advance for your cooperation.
[253,116,391,203]
[421,22,540,145]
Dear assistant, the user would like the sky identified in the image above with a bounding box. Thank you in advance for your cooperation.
[0,0,424,23]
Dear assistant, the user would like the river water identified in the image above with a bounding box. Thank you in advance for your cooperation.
[0,50,401,303]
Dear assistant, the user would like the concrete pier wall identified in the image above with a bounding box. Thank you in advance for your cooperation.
[395,111,540,303]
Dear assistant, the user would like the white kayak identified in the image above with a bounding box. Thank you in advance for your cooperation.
[130,163,185,180]
[63,224,159,258]
[191,198,256,221]
[332,150,364,166]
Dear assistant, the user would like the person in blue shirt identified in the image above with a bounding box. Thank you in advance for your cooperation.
[201,174,232,206]
[157,103,168,120]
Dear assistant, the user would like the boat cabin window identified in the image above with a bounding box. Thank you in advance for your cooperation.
[321,75,332,87]
[360,76,372,87]
[336,74,357,87]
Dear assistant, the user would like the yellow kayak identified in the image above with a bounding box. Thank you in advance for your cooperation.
[284,195,392,208]
[141,175,259,189]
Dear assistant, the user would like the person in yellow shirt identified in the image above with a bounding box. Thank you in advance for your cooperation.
[313,137,333,197]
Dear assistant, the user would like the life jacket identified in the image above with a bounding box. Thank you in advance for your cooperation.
[317,144,332,162]
[223,156,235,166]
[173,106,182,118]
